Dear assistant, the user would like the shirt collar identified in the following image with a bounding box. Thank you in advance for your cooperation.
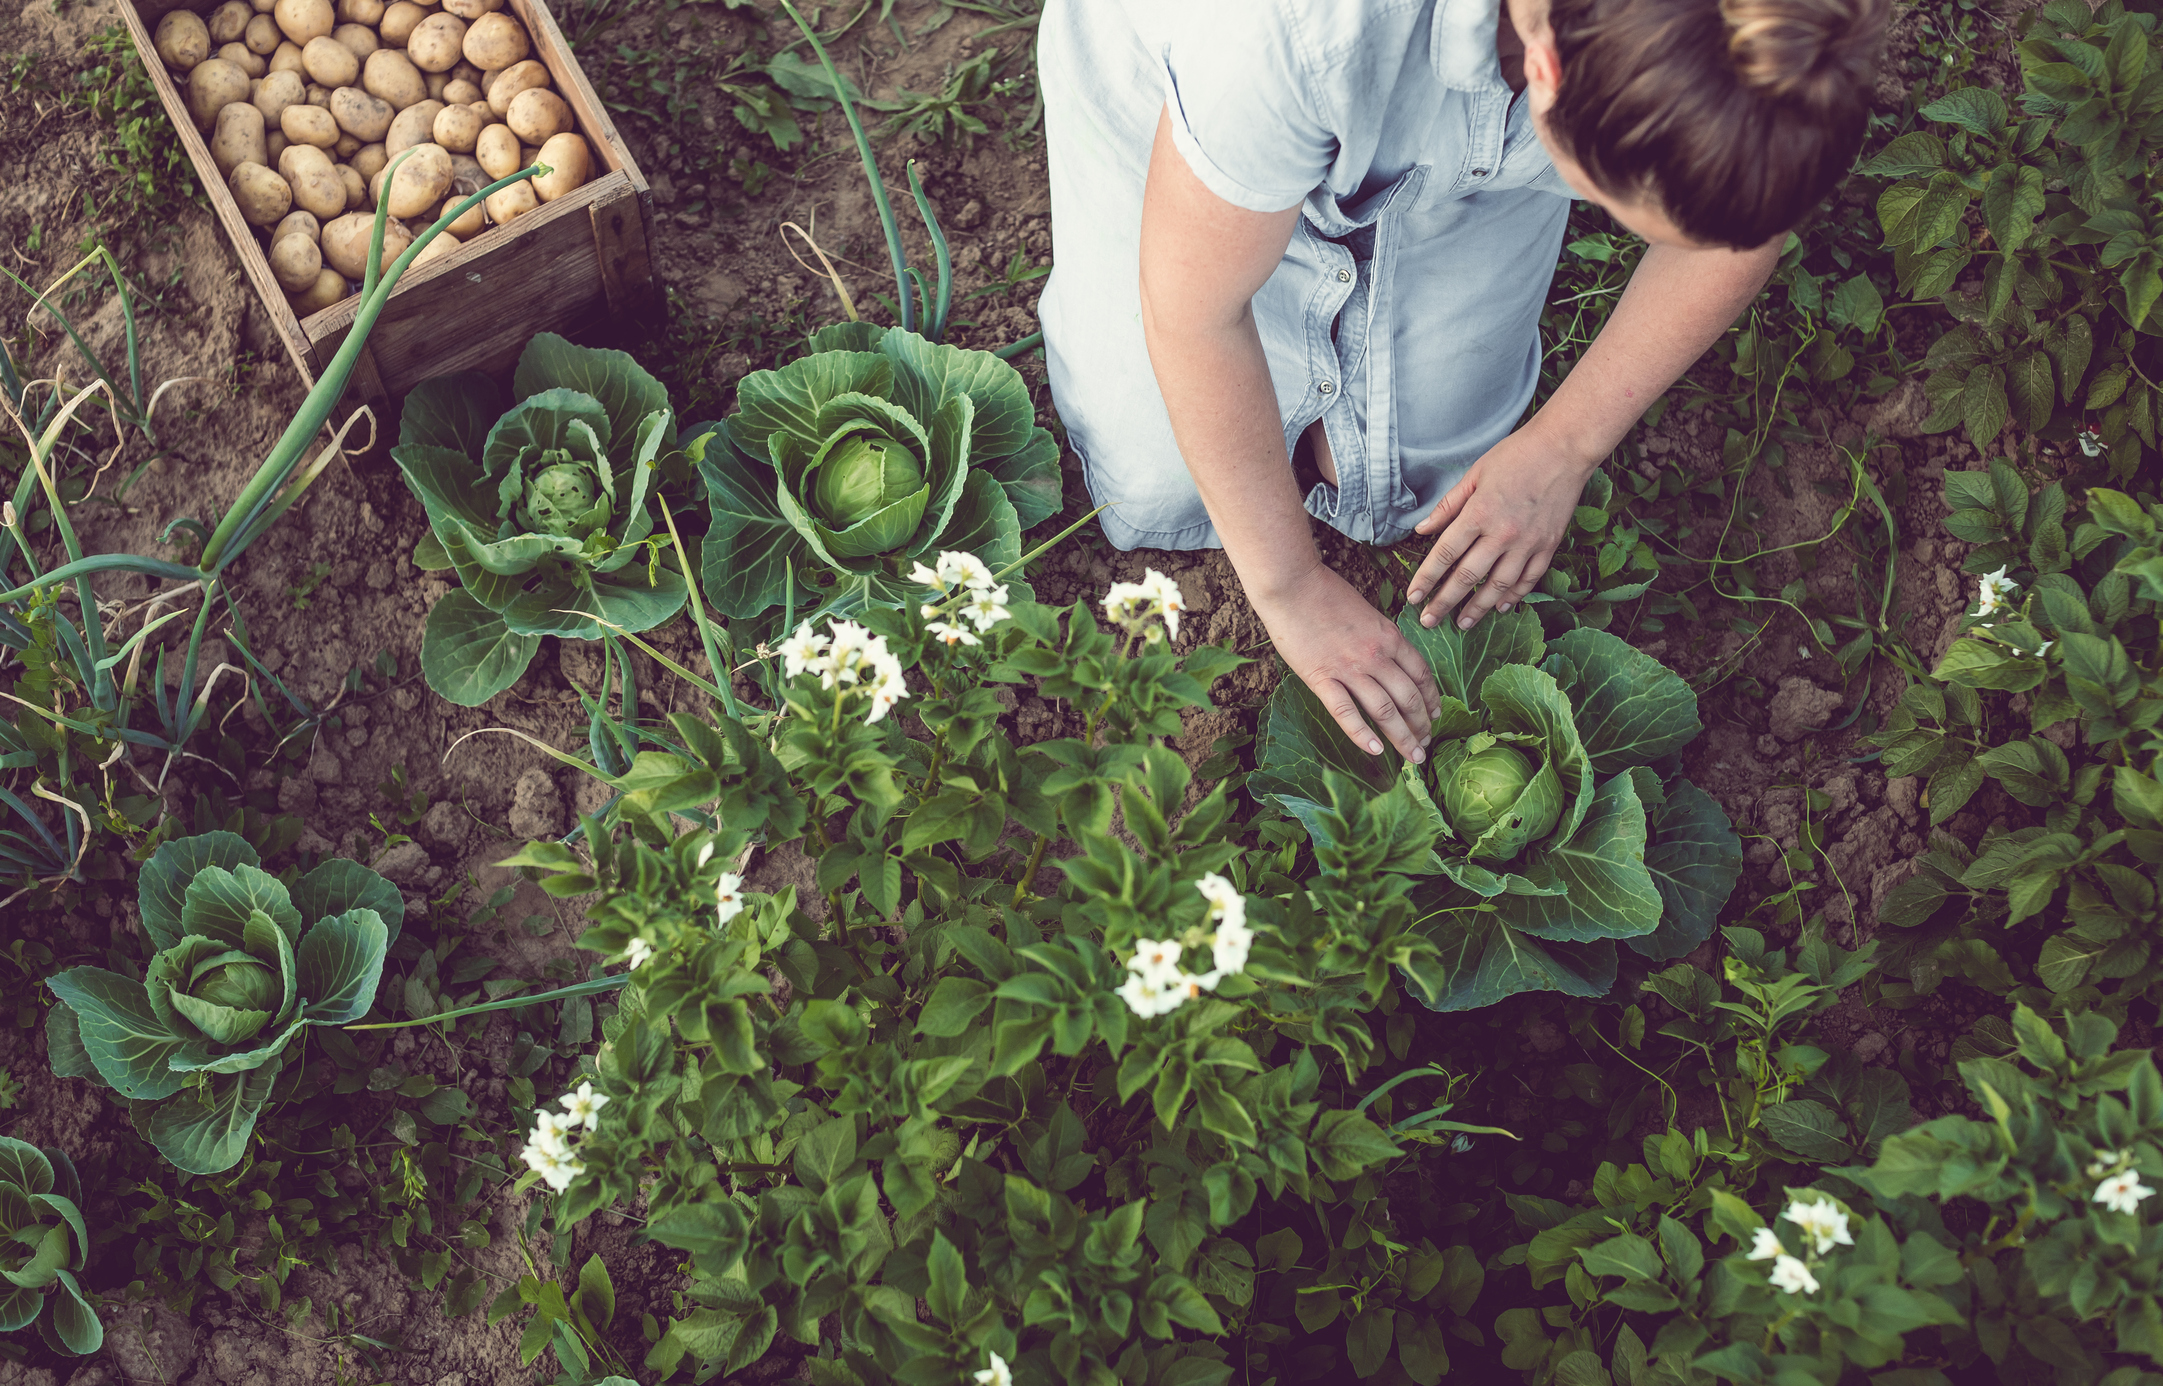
[1430,0,1508,91]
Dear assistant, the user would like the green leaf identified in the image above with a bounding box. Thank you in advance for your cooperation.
[398,370,504,457]
[291,860,405,948]
[1403,917,1616,1011]
[1858,134,1948,178]
[1934,637,2047,692]
[1760,1098,1854,1162]
[1399,605,1546,709]
[44,969,201,1100]
[1963,365,2010,447]
[296,910,389,1024]
[1827,275,1886,335]
[1346,1304,1396,1376]
[1633,777,1742,961]
[1922,87,2009,135]
[1498,774,1662,943]
[1543,629,1701,775]
[915,976,992,1037]
[144,1064,279,1175]
[793,1117,857,1192]
[180,862,301,950]
[644,1201,748,1278]
[695,422,809,618]
[421,588,541,707]
[1249,660,1398,808]
[1580,1231,1663,1281]
[138,831,258,953]
[924,1230,967,1325]
[572,1253,615,1337]
[1308,1110,1401,1180]
[46,1270,100,1355]
[512,333,674,469]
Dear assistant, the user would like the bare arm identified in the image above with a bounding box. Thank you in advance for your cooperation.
[1406,237,1783,626]
[1139,107,1441,760]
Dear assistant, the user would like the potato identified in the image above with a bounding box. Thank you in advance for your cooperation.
[331,22,378,59]
[484,178,537,226]
[441,77,480,105]
[406,13,465,72]
[486,59,545,116]
[219,42,268,78]
[459,12,525,71]
[306,81,331,105]
[283,102,340,147]
[473,122,519,178]
[444,0,500,17]
[291,266,348,314]
[386,99,445,154]
[301,35,358,86]
[385,141,452,216]
[228,162,292,226]
[244,13,281,54]
[362,48,427,108]
[378,1,427,45]
[477,66,500,96]
[330,86,393,140]
[208,1,251,44]
[154,11,211,71]
[435,190,483,237]
[266,130,289,162]
[268,39,305,73]
[273,209,321,243]
[284,143,346,217]
[531,132,589,202]
[432,101,483,153]
[269,232,323,292]
[210,102,267,177]
[334,133,361,158]
[336,162,366,208]
[449,60,481,86]
[335,0,384,23]
[505,87,567,144]
[352,142,388,179]
[252,69,304,125]
[273,0,333,45]
[322,211,413,278]
[185,59,249,129]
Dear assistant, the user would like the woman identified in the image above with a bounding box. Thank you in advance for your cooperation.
[1037,0,1887,765]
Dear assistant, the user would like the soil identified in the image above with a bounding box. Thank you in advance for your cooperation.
[0,0,2043,1382]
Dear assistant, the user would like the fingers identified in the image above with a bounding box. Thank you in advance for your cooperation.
[1387,625,1445,719]
[1418,535,1507,629]
[1405,478,1478,604]
[1454,548,1532,628]
[1414,474,1475,538]
[1492,549,1554,614]
[1321,681,1388,758]
[1320,668,1431,763]
[1368,659,1433,758]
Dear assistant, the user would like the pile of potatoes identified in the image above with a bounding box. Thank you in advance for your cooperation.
[151,0,595,315]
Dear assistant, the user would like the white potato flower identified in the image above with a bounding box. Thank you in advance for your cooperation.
[964,583,1012,633]
[1975,566,2019,619]
[622,936,654,970]
[2095,1169,2156,1215]
[926,620,981,647]
[715,872,746,926]
[1139,569,1186,639]
[1128,937,1183,981]
[1746,1227,1785,1261]
[2088,1148,2131,1178]
[1780,1196,1854,1255]
[939,551,996,591]
[972,1352,1013,1386]
[779,622,830,679]
[908,560,944,589]
[1117,968,1184,1018]
[1768,1254,1819,1295]
[559,1081,608,1132]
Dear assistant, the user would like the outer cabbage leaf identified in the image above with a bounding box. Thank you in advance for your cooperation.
[1402,913,1618,1012]
[291,858,405,947]
[44,969,203,1099]
[695,421,810,618]
[141,1063,280,1176]
[138,831,257,952]
[1545,627,1703,775]
[1400,606,1546,707]
[397,370,504,456]
[1496,773,1663,943]
[513,333,674,467]
[1631,774,1743,961]
[420,588,542,707]
[296,908,390,1024]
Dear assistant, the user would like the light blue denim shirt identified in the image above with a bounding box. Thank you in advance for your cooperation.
[1039,0,1573,550]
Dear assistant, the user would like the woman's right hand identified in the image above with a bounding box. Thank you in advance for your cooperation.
[1248,562,1442,764]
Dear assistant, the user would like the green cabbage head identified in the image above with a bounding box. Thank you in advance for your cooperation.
[695,322,1062,621]
[394,334,688,707]
[45,832,399,1174]
[1251,610,1741,1013]
[0,1138,99,1355]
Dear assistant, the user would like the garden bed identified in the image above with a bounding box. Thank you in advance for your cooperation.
[0,0,2151,1382]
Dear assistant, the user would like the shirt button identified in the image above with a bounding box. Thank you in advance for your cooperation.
[1472,168,1489,177]
[1336,269,1352,282]
[1318,381,1336,395]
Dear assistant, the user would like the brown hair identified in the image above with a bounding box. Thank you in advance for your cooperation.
[1543,0,1890,248]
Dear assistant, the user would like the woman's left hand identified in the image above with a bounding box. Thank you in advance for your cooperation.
[1402,423,1599,630]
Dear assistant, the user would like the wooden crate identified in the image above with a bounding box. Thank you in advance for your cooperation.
[114,0,655,406]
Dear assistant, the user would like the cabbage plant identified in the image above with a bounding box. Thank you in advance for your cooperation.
[0,1138,98,1355]
[696,323,1059,619]
[1251,608,1742,1011]
[394,334,685,706]
[44,832,399,1174]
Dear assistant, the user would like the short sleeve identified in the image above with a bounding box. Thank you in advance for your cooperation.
[1159,5,1337,213]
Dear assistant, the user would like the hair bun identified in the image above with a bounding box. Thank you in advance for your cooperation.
[1720,0,1888,103]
